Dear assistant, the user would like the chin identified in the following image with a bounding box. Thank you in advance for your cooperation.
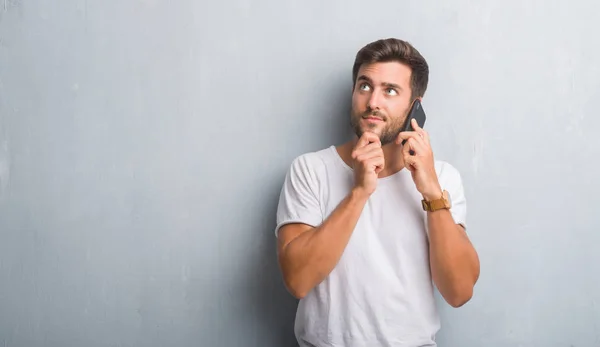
[362,126,383,137]
[354,127,380,139]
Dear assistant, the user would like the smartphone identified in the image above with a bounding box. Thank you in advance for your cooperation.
[400,99,427,145]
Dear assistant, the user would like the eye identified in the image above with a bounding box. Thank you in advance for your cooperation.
[385,88,398,96]
[359,83,371,91]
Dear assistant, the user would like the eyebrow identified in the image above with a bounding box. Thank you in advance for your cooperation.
[357,75,403,90]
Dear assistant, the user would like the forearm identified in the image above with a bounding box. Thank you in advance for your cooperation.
[428,209,480,307]
[279,188,369,298]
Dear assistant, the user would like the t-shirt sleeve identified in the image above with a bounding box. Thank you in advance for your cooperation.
[439,162,468,230]
[274,155,323,237]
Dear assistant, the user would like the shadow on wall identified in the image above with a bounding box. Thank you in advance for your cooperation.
[240,73,352,347]
[329,79,354,144]
[314,69,355,149]
[239,179,299,347]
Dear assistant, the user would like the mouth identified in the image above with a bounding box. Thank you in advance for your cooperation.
[363,116,383,122]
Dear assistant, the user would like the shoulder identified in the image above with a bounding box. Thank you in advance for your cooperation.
[432,160,468,230]
[434,160,464,187]
[287,146,337,177]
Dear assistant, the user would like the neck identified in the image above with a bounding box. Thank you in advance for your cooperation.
[337,137,406,178]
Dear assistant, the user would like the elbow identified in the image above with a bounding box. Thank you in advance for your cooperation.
[447,256,480,308]
[282,274,311,299]
[446,293,473,308]
[445,285,474,308]
[288,287,308,300]
[277,250,317,300]
[279,259,309,299]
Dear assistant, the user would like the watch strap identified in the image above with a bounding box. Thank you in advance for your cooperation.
[422,190,451,212]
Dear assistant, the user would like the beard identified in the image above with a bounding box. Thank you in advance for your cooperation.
[350,108,405,146]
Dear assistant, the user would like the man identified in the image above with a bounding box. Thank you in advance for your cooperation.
[275,38,480,347]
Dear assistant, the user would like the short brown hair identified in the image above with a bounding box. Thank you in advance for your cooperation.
[352,38,429,99]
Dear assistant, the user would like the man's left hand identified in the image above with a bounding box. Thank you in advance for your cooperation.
[396,118,443,201]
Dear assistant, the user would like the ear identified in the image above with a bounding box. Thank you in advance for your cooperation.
[409,96,422,108]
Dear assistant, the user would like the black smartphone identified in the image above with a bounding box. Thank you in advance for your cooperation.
[400,99,427,145]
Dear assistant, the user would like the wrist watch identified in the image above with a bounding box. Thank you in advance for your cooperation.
[422,190,452,212]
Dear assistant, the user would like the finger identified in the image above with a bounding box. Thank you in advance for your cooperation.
[352,142,382,159]
[410,118,422,131]
[356,135,371,149]
[397,130,428,150]
[365,155,385,173]
[357,132,381,148]
[397,130,424,143]
[403,153,417,171]
[411,119,430,144]
[402,138,415,158]
[396,131,420,145]
[402,139,425,162]
[402,142,421,167]
[399,137,425,157]
[356,147,384,162]
[373,156,385,173]
[405,137,426,155]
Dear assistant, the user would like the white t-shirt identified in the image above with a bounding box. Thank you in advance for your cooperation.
[275,145,467,347]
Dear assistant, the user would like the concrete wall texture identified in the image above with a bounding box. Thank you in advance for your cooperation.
[1,1,599,346]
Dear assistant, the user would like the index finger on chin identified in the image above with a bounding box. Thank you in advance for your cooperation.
[359,132,380,147]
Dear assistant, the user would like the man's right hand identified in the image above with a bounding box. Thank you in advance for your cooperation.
[351,132,384,197]
[277,132,383,299]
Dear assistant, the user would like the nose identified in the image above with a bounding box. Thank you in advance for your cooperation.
[367,89,383,110]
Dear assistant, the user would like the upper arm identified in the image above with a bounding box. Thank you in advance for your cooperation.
[277,223,314,255]
[274,155,323,238]
[438,162,467,230]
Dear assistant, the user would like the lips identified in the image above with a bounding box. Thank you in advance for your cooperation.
[362,112,384,121]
